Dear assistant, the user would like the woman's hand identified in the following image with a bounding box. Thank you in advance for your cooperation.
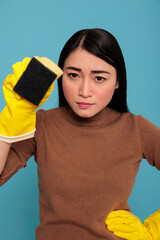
[105,210,160,240]
[0,57,63,143]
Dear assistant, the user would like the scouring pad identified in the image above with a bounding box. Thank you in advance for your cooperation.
[13,57,61,106]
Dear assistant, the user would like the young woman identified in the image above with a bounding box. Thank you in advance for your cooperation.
[0,28,160,240]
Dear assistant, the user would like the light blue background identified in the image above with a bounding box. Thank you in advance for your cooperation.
[0,0,160,239]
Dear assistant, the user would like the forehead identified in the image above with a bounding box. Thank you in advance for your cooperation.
[64,48,114,72]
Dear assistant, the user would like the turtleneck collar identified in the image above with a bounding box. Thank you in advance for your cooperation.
[62,105,113,127]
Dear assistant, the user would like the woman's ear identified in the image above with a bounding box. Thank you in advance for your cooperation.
[115,81,119,89]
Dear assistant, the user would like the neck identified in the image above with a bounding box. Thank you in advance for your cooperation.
[63,105,113,127]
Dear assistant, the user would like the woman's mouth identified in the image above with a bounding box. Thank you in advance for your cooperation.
[77,102,94,109]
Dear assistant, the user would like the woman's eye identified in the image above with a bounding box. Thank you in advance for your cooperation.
[95,76,106,82]
[68,73,78,79]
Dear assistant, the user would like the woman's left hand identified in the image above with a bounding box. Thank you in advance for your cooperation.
[105,210,152,240]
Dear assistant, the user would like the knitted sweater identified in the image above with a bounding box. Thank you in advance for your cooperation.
[0,106,160,240]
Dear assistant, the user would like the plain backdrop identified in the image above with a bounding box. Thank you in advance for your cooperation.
[0,0,160,239]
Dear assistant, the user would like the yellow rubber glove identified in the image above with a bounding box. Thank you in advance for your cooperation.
[143,210,160,240]
[0,57,63,143]
[105,210,160,240]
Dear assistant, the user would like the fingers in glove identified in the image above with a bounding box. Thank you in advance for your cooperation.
[12,58,30,80]
[111,231,136,240]
[107,222,136,233]
[106,217,136,225]
[3,75,22,100]
[107,210,137,220]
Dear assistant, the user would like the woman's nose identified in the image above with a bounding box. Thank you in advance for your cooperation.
[78,78,92,98]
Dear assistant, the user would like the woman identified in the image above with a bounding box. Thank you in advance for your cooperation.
[0,28,160,240]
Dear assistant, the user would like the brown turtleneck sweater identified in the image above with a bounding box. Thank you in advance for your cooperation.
[0,106,160,240]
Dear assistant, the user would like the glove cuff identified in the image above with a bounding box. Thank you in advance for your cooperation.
[0,129,36,143]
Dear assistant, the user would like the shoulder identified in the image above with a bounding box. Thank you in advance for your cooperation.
[107,108,138,126]
[106,108,158,133]
[36,106,66,121]
[35,107,66,137]
[115,110,160,134]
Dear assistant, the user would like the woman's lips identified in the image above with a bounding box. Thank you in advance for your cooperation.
[77,102,94,109]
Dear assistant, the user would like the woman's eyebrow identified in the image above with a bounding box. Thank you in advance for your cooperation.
[66,67,81,71]
[91,70,110,74]
[66,66,110,74]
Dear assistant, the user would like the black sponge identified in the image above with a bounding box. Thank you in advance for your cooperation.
[13,57,57,106]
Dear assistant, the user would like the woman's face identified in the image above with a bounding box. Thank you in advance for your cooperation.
[62,48,118,118]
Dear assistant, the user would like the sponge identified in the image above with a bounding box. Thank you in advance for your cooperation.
[13,57,61,106]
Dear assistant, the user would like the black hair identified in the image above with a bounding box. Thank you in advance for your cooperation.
[58,28,129,112]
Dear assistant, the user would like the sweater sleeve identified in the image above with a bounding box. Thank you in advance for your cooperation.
[0,138,35,186]
[0,110,43,187]
[136,115,160,170]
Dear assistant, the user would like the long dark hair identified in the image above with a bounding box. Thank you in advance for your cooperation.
[58,28,129,112]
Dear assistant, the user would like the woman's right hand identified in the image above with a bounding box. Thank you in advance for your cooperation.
[0,57,63,143]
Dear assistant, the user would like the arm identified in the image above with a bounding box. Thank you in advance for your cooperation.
[0,57,62,185]
[0,141,11,175]
[136,115,160,170]
[105,116,160,239]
